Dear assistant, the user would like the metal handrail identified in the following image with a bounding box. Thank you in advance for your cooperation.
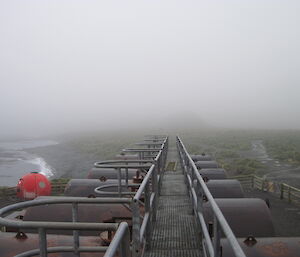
[103,222,131,257]
[122,148,162,152]
[93,136,168,256]
[94,159,155,165]
[130,137,169,255]
[134,142,163,147]
[94,183,140,196]
[93,159,153,193]
[0,197,131,257]
[176,136,246,257]
[94,159,153,169]
[142,139,165,142]
[0,135,169,257]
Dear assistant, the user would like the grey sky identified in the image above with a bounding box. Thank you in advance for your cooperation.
[0,0,300,136]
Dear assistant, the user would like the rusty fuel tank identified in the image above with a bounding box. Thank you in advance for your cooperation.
[87,167,140,180]
[198,168,227,180]
[64,179,134,197]
[195,161,219,169]
[19,203,132,236]
[190,154,212,162]
[203,198,275,237]
[219,237,300,257]
[0,232,105,257]
[205,179,244,198]
[115,153,139,160]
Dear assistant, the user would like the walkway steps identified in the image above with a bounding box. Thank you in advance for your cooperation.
[144,143,202,257]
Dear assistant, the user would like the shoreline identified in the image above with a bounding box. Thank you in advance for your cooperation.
[26,140,98,179]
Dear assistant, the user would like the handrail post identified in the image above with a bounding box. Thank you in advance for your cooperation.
[261,178,265,191]
[158,154,161,175]
[190,163,194,183]
[280,183,284,199]
[117,168,122,197]
[125,167,129,186]
[119,225,131,257]
[288,186,292,203]
[38,228,48,257]
[72,203,80,256]
[152,161,158,222]
[158,154,162,195]
[131,199,141,257]
[196,181,203,229]
[145,181,152,250]
[213,215,221,257]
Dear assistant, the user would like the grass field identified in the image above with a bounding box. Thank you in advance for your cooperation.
[181,129,300,176]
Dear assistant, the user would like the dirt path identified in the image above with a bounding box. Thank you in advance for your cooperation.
[242,140,300,187]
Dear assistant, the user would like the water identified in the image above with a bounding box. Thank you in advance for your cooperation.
[0,139,59,187]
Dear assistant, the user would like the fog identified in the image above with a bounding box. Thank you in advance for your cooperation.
[1,1,300,137]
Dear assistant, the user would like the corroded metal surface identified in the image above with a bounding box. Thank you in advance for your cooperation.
[87,167,139,180]
[64,179,132,197]
[195,161,218,169]
[203,198,275,237]
[0,232,105,257]
[115,154,139,160]
[205,179,244,198]
[190,154,212,162]
[220,237,300,257]
[199,168,227,180]
[21,203,132,236]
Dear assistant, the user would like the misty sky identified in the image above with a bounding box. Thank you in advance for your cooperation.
[0,1,300,136]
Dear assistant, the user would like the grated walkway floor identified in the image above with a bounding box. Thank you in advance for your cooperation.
[144,143,202,257]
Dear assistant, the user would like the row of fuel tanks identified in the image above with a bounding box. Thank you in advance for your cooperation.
[0,145,155,256]
[190,154,300,257]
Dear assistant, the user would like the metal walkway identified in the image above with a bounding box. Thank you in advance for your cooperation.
[145,142,202,257]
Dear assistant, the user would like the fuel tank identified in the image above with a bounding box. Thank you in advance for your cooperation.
[64,179,132,197]
[205,179,244,198]
[202,198,275,237]
[21,202,132,236]
[87,167,140,180]
[115,154,139,160]
[0,232,104,257]
[199,168,227,180]
[219,237,300,257]
[190,154,212,162]
[195,161,219,169]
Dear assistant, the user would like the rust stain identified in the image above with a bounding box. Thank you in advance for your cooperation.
[258,242,289,257]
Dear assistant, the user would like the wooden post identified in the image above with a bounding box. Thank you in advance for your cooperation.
[280,184,284,199]
[288,186,292,203]
[261,179,265,191]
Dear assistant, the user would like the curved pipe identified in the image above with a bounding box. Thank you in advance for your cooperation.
[94,159,153,169]
[94,183,140,195]
[0,197,130,230]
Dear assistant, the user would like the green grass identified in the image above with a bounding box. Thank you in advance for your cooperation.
[181,129,300,175]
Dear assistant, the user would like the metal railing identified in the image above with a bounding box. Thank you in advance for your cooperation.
[232,174,300,205]
[0,136,168,257]
[176,136,246,257]
[92,136,169,256]
[0,197,131,257]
